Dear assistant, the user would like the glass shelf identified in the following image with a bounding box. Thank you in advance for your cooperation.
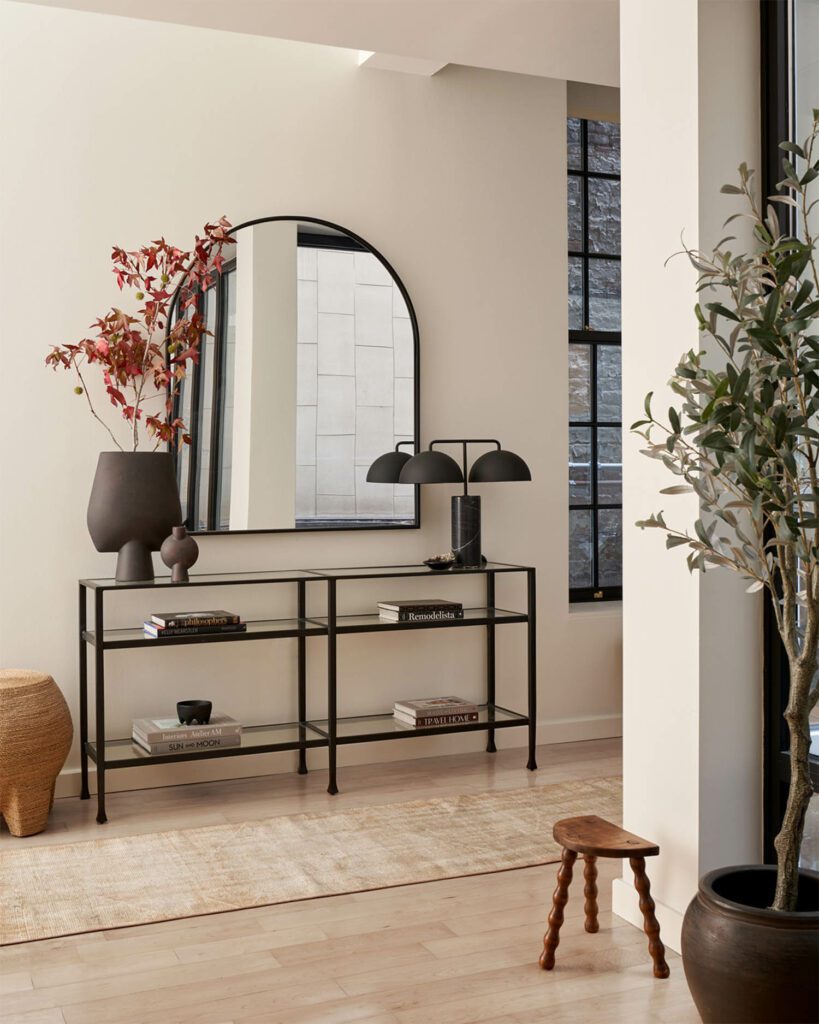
[84,617,327,649]
[79,569,323,591]
[308,562,531,580]
[87,721,327,767]
[308,704,528,744]
[306,607,527,634]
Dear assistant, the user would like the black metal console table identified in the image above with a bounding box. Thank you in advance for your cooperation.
[78,562,536,822]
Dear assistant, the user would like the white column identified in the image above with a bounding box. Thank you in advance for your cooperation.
[230,221,298,530]
[616,0,762,951]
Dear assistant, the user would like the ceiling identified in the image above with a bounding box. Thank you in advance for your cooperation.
[11,0,620,86]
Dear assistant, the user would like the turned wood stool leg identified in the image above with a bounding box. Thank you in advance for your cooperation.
[539,847,577,970]
[629,856,670,979]
[583,855,599,933]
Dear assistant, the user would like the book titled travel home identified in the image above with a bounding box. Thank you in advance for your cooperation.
[133,734,242,755]
[393,697,477,718]
[132,713,242,744]
[394,711,480,727]
[378,599,464,622]
[143,621,247,639]
[151,611,242,628]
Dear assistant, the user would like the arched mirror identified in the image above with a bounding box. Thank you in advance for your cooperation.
[171,217,419,533]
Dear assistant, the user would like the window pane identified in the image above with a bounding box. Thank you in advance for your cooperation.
[217,269,237,529]
[174,303,194,525]
[598,508,622,586]
[569,427,592,505]
[568,175,583,251]
[569,256,584,330]
[598,427,622,504]
[596,345,621,422]
[569,344,591,421]
[568,117,582,170]
[588,119,620,174]
[801,794,818,871]
[570,509,594,588]
[193,289,217,531]
[588,178,621,255]
[588,259,621,331]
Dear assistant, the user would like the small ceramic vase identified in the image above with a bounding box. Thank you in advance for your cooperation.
[160,525,199,583]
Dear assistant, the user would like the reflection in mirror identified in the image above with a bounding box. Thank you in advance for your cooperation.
[172,219,419,533]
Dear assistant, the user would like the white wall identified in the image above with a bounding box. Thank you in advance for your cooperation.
[616,0,761,951]
[0,1,622,795]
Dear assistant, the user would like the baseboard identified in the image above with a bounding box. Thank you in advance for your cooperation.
[612,875,683,954]
[54,712,622,800]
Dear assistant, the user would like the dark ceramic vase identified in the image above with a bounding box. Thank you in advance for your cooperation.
[87,452,182,582]
[681,864,819,1023]
[160,525,199,583]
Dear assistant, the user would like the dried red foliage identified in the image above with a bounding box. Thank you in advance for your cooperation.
[46,217,234,451]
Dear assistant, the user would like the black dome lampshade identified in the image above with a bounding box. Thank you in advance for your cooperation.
[399,450,464,485]
[468,449,532,483]
[366,449,412,484]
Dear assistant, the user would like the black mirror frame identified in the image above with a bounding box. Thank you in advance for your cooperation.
[166,215,421,536]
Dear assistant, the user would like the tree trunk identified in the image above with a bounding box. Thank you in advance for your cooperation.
[772,649,818,912]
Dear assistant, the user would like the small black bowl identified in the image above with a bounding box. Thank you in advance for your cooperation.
[424,558,455,572]
[177,699,212,725]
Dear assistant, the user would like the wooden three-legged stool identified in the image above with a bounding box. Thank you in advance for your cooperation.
[538,815,669,979]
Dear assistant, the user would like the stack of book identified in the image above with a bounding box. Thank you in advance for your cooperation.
[143,610,246,639]
[393,696,479,727]
[378,599,464,622]
[132,713,242,755]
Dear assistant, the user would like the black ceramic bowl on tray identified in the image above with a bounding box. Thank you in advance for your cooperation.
[177,700,212,725]
[424,555,456,572]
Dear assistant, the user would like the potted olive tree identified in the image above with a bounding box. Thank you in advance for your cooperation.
[46,218,232,581]
[632,121,818,1021]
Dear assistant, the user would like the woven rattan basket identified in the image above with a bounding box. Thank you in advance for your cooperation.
[0,670,72,836]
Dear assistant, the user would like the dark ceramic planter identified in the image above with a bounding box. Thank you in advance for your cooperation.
[682,864,819,1023]
[87,452,182,582]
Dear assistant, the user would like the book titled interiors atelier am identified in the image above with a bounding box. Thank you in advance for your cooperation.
[132,713,242,744]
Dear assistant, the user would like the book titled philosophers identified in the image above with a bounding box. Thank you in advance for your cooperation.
[377,599,464,622]
[151,610,242,629]
[143,620,246,639]
[132,713,242,754]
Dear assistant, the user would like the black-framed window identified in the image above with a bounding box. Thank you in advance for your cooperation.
[568,117,623,602]
[760,0,819,867]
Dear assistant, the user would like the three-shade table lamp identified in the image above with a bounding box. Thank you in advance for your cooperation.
[366,439,531,567]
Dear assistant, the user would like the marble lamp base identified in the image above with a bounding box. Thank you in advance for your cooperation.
[452,494,482,567]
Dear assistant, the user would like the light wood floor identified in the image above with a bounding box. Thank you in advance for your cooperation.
[0,740,699,1024]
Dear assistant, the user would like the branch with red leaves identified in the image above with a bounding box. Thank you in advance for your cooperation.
[46,217,234,451]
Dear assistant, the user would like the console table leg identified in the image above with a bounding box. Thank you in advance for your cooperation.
[485,574,496,753]
[94,590,107,824]
[526,568,537,771]
[79,583,90,801]
[327,579,339,795]
[297,580,308,776]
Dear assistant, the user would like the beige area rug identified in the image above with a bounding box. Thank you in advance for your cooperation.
[1,776,621,945]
